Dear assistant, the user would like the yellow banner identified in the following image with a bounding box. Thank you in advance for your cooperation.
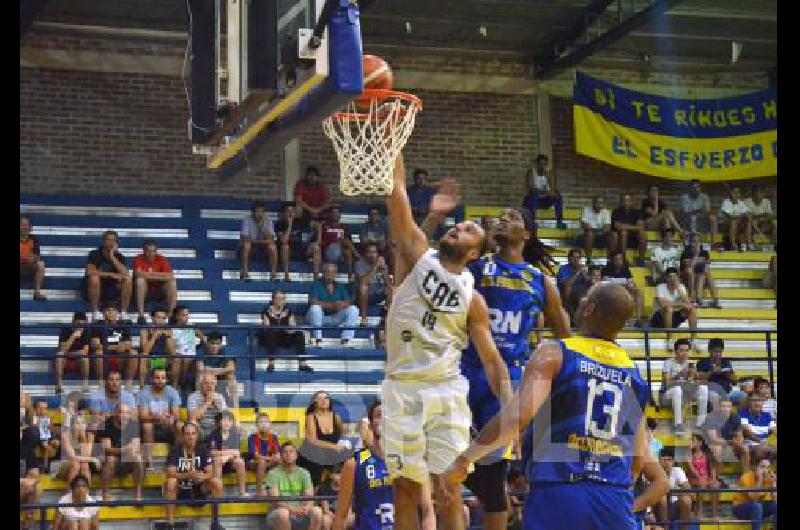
[575,106,777,181]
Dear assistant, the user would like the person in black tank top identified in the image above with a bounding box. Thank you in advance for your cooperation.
[256,291,310,373]
[298,391,351,487]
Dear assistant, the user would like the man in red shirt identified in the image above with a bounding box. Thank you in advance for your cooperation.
[321,206,359,279]
[293,166,331,221]
[132,240,177,325]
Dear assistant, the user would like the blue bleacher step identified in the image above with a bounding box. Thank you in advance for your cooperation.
[21,311,219,325]
[257,371,384,384]
[21,203,183,218]
[21,288,212,302]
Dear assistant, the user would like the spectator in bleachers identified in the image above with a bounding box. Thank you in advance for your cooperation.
[55,311,92,394]
[696,338,737,402]
[566,264,603,322]
[276,202,322,281]
[358,206,393,269]
[188,371,228,442]
[300,391,349,487]
[170,305,206,390]
[138,367,183,469]
[56,412,99,486]
[720,186,753,251]
[602,251,644,326]
[209,410,249,497]
[266,441,323,530]
[239,200,278,282]
[53,474,99,530]
[650,229,681,286]
[99,402,144,501]
[556,248,585,299]
[318,462,345,530]
[679,179,719,249]
[732,456,777,528]
[753,378,777,421]
[20,380,33,423]
[89,370,137,427]
[295,166,332,222]
[680,232,721,308]
[83,230,132,322]
[650,268,698,347]
[90,302,136,387]
[164,422,223,525]
[687,433,720,518]
[321,206,359,280]
[196,331,238,408]
[739,395,776,463]
[258,291,312,373]
[661,338,709,434]
[407,168,436,226]
[20,216,47,301]
[654,447,692,530]
[523,154,566,229]
[247,412,281,497]
[746,186,777,247]
[20,405,41,479]
[139,306,175,388]
[611,193,647,265]
[641,184,684,235]
[132,240,177,325]
[579,196,612,262]
[647,418,664,459]
[765,254,777,305]
[307,263,360,346]
[703,397,750,471]
[31,400,61,473]
[20,475,41,530]
[354,242,392,327]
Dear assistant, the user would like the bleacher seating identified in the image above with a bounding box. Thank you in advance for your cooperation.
[20,195,776,528]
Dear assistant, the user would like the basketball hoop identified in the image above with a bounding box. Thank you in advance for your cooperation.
[323,88,423,196]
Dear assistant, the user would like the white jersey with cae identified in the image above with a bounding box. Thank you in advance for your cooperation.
[386,248,475,381]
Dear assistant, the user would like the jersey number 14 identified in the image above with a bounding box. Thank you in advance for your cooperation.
[421,311,437,331]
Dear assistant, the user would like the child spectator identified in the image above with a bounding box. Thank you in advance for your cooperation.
[132,239,177,324]
[239,200,278,282]
[687,433,720,518]
[20,215,47,301]
[53,475,99,530]
[753,378,777,420]
[318,463,345,530]
[247,412,281,497]
[579,196,612,262]
[647,418,663,458]
[209,410,249,497]
[703,397,750,471]
[275,202,322,281]
[138,306,175,388]
[170,305,206,390]
[654,447,693,529]
[732,456,777,528]
[650,229,681,286]
[32,400,61,473]
[257,291,311,373]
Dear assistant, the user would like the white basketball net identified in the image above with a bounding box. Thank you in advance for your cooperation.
[323,92,421,196]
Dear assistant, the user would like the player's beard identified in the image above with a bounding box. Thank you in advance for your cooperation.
[439,238,469,261]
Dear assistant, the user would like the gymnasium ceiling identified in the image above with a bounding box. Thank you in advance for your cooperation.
[28,0,777,75]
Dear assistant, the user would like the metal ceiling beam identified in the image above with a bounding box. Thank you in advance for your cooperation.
[21,0,50,38]
[535,0,689,79]
[628,31,776,45]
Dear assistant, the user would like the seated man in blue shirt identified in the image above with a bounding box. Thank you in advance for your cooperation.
[406,168,435,226]
[739,394,776,464]
[306,262,360,345]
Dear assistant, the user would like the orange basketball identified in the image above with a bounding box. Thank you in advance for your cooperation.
[363,55,393,90]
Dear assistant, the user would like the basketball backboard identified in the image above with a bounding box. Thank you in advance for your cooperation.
[191,0,364,180]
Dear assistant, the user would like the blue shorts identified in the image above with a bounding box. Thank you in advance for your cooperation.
[523,482,637,530]
[465,364,523,430]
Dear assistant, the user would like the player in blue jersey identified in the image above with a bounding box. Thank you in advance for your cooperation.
[333,400,394,530]
[443,282,668,529]
[457,208,571,530]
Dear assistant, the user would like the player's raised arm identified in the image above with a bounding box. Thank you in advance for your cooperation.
[468,292,513,405]
[332,457,356,530]
[631,416,669,513]
[542,275,572,338]
[443,340,564,485]
[386,154,431,268]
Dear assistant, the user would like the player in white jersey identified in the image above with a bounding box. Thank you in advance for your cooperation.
[383,154,513,530]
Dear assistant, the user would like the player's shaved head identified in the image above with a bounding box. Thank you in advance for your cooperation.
[576,282,634,340]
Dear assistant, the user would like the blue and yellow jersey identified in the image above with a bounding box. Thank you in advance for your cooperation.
[461,254,547,372]
[522,337,651,488]
[352,449,394,530]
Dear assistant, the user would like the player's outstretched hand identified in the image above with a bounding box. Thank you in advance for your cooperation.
[429,178,461,218]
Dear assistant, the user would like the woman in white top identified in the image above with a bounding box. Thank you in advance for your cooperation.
[745,186,777,247]
[53,474,100,530]
[720,187,753,251]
